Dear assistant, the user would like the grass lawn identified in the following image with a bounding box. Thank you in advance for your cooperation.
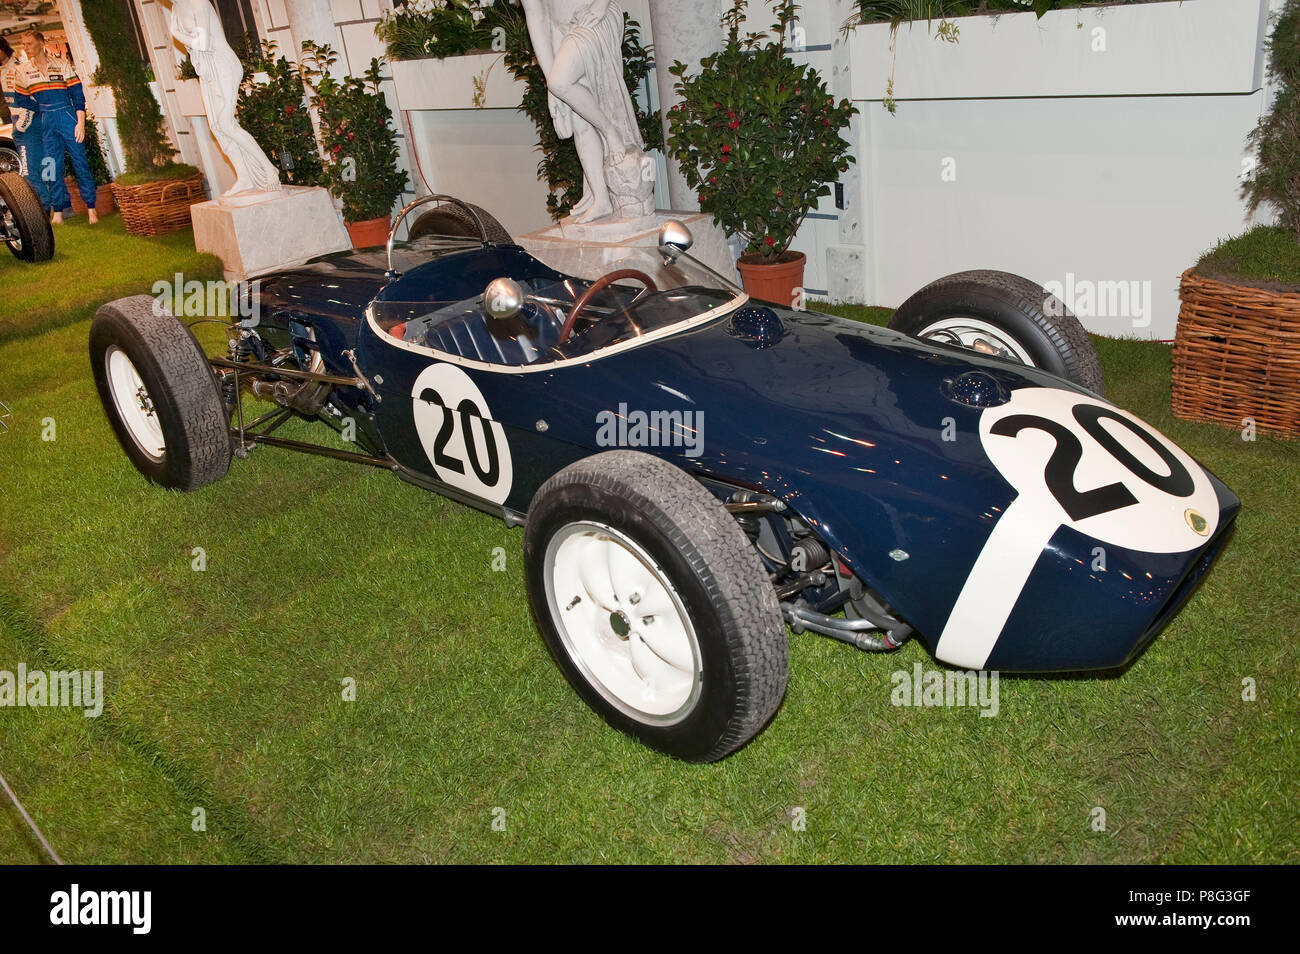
[0,218,1296,863]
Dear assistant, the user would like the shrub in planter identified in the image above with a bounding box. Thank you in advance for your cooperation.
[302,45,408,246]
[668,0,856,304]
[81,0,202,234]
[1172,0,1300,438]
[375,0,509,60]
[236,51,324,188]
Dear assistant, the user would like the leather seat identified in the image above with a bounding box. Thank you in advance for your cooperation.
[422,303,559,365]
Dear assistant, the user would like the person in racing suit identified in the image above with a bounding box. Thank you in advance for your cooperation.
[12,30,96,224]
[0,37,51,212]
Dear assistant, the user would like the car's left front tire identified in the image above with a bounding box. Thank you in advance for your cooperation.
[90,295,231,491]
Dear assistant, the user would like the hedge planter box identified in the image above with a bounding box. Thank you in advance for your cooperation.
[111,171,207,238]
[1172,269,1300,439]
[391,53,522,111]
[848,0,1268,101]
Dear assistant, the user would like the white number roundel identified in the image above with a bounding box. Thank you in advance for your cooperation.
[979,387,1218,554]
[412,363,513,506]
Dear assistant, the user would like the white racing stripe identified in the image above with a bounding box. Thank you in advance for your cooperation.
[933,497,1060,670]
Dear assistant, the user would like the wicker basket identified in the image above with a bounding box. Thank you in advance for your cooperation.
[1172,267,1300,438]
[110,171,206,237]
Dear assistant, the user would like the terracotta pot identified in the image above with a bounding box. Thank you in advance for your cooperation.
[736,251,807,307]
[66,181,116,216]
[346,216,392,249]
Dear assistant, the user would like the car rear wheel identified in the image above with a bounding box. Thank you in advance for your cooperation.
[90,295,231,490]
[524,451,787,762]
[889,269,1104,395]
[0,172,53,262]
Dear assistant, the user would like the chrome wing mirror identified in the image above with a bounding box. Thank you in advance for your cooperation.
[657,220,693,266]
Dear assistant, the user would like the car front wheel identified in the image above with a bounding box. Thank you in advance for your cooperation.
[90,295,231,490]
[524,451,787,762]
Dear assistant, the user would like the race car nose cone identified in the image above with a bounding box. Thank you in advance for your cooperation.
[942,370,1009,408]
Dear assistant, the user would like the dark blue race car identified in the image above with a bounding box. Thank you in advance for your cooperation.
[90,196,1239,761]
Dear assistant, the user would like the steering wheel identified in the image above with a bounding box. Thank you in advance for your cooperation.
[556,269,658,346]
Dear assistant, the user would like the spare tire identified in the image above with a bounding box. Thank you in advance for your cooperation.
[408,200,512,245]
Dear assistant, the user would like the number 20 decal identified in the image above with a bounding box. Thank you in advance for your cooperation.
[412,363,513,505]
[979,387,1218,555]
[935,387,1220,670]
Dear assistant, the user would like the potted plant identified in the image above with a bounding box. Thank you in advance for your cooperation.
[302,45,408,248]
[1172,0,1300,439]
[81,0,203,236]
[64,114,116,217]
[667,0,856,305]
[235,45,324,188]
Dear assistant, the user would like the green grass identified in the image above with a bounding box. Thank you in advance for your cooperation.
[0,229,1296,863]
[1196,224,1300,288]
[0,214,223,341]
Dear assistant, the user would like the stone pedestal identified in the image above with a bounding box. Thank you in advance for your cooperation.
[517,211,737,289]
[191,186,351,280]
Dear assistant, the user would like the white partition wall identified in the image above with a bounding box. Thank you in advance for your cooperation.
[842,0,1282,339]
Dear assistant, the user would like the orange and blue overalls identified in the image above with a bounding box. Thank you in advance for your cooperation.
[1,56,51,209]
[10,52,95,213]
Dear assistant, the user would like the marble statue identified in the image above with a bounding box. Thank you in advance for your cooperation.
[166,0,282,198]
[521,0,655,224]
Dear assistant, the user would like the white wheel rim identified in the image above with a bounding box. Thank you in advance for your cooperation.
[913,315,1037,366]
[105,346,165,462]
[544,521,702,724]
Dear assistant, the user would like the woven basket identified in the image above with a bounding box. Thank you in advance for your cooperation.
[110,171,206,237]
[1172,267,1300,438]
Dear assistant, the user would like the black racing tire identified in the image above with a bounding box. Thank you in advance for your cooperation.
[524,451,787,762]
[889,269,1104,395]
[408,200,512,245]
[89,294,231,491]
[0,171,53,262]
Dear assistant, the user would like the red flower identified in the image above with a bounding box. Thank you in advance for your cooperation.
[709,176,716,185]
[721,144,730,154]
[728,120,739,130]
[822,118,830,127]
[719,155,729,163]
[285,105,296,116]
[347,132,355,141]
[699,192,707,203]
[332,144,342,154]
[714,102,722,109]
[726,110,735,119]
[776,189,783,197]
[764,236,775,247]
